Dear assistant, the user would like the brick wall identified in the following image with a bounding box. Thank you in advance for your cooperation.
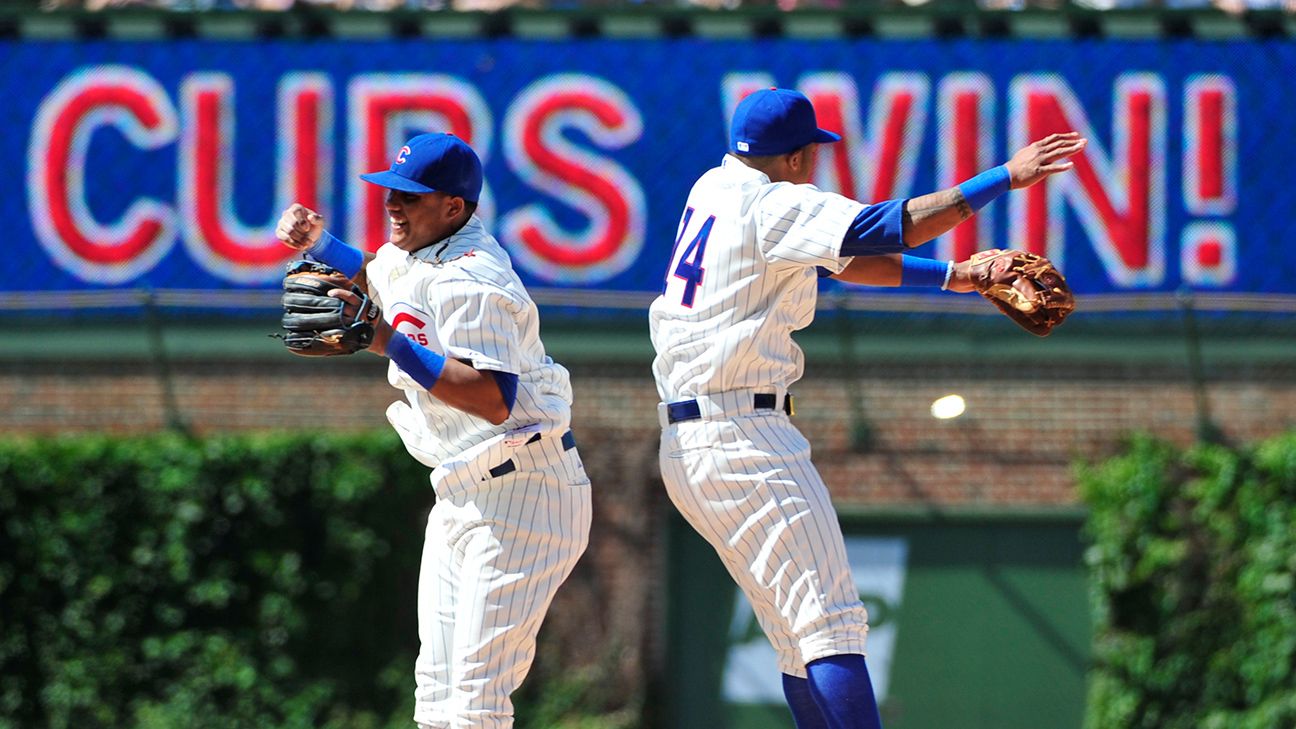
[5,358,1294,507]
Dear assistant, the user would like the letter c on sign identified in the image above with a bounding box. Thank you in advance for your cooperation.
[28,66,179,284]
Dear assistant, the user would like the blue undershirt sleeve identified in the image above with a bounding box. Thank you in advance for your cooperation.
[487,371,518,414]
[839,199,906,257]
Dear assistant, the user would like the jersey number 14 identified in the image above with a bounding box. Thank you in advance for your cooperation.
[668,207,715,308]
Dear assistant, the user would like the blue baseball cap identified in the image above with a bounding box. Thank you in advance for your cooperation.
[729,88,842,157]
[359,132,483,203]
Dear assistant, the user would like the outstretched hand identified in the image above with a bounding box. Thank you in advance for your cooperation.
[1006,132,1087,190]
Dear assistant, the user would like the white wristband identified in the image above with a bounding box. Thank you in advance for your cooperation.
[940,261,955,291]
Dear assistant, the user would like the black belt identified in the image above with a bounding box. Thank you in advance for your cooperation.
[487,430,576,479]
[665,393,794,424]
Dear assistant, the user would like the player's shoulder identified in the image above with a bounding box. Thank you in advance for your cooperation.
[364,242,408,294]
[759,178,823,201]
[686,157,764,214]
[697,155,764,189]
[430,226,528,305]
[370,241,407,270]
[757,179,857,217]
[439,222,514,280]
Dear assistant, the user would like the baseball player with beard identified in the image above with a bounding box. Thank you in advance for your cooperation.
[275,132,591,729]
[649,88,1084,729]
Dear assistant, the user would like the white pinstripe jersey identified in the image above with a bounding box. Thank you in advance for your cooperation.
[365,216,573,469]
[650,155,866,402]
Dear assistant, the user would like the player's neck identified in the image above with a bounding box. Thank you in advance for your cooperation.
[396,214,474,254]
[734,153,807,185]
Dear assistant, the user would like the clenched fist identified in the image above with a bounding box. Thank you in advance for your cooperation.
[275,203,325,251]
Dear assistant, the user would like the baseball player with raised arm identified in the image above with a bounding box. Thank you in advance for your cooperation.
[275,133,592,729]
[649,88,1085,729]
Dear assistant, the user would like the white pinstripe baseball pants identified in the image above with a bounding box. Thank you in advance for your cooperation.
[658,392,869,678]
[414,436,592,729]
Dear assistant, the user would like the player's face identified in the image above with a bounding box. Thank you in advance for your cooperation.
[384,189,465,252]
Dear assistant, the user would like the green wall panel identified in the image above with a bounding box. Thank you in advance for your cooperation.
[664,512,1090,729]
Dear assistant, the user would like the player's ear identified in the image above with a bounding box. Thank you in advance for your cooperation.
[444,194,466,221]
[787,146,809,173]
[789,144,820,183]
[784,149,801,173]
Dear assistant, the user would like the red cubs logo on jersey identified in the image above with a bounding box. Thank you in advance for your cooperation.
[395,145,411,165]
[388,302,435,347]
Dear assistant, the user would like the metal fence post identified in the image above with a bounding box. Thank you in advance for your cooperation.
[1177,288,1223,444]
[141,288,191,437]
[833,291,875,453]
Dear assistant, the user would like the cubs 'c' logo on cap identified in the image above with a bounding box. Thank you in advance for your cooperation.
[395,145,411,165]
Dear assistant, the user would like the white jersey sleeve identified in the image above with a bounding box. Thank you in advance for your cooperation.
[419,272,524,375]
[756,182,865,275]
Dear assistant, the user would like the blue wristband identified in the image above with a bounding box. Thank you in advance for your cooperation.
[958,165,1012,213]
[385,333,446,392]
[900,255,953,288]
[307,231,365,279]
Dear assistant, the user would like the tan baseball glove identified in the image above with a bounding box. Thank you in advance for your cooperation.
[968,249,1075,336]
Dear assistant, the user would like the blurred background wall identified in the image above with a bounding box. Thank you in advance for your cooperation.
[3,2,1295,728]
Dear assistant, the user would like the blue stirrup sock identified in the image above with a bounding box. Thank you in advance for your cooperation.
[783,673,830,729]
[805,654,884,729]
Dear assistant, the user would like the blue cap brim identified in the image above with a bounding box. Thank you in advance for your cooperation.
[815,128,842,144]
[359,170,438,194]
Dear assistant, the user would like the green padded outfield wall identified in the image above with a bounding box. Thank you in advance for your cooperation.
[663,511,1090,729]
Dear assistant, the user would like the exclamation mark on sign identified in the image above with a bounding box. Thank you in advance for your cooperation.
[1182,75,1237,286]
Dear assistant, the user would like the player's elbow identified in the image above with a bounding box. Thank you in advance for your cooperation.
[483,370,517,426]
[483,402,511,426]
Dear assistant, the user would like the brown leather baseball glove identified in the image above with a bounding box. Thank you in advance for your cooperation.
[276,260,378,355]
[968,249,1075,336]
